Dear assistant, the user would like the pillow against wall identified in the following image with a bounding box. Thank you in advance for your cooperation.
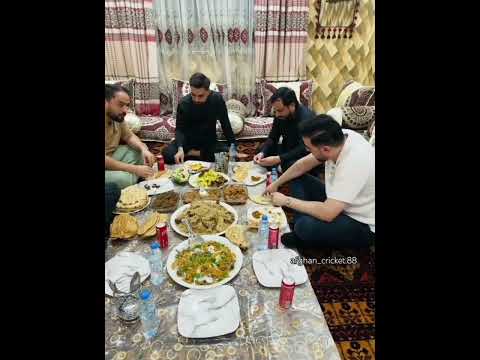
[326,107,344,126]
[124,111,142,134]
[105,78,136,111]
[259,79,313,117]
[336,80,375,107]
[171,79,228,118]
[226,99,247,118]
[227,112,244,135]
[341,106,375,130]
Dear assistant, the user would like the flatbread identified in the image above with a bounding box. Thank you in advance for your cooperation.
[111,213,138,239]
[138,212,160,236]
[225,225,249,251]
[249,194,272,205]
[116,186,148,211]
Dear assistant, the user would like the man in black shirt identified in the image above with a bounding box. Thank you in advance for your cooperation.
[254,87,316,171]
[162,73,237,164]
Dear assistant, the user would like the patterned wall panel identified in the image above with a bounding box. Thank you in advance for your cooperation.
[306,0,375,113]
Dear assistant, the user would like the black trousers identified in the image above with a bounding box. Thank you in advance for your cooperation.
[162,140,229,165]
[290,174,374,248]
[105,182,121,240]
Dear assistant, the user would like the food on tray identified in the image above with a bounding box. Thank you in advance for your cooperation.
[225,225,249,251]
[182,189,221,203]
[223,184,248,204]
[197,170,227,188]
[174,201,235,235]
[248,207,284,228]
[232,163,251,182]
[151,191,179,212]
[249,194,273,205]
[251,175,262,182]
[187,162,209,174]
[116,185,149,212]
[111,213,138,239]
[171,168,190,185]
[138,212,169,238]
[172,241,236,285]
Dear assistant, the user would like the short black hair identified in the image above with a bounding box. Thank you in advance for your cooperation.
[270,87,299,108]
[105,84,130,101]
[189,72,210,90]
[299,114,345,147]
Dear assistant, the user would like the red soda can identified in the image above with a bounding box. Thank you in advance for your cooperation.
[266,172,272,187]
[156,155,165,171]
[279,275,295,309]
[156,222,169,248]
[268,223,279,249]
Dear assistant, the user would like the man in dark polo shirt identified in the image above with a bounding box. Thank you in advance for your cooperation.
[162,73,238,164]
[254,87,316,172]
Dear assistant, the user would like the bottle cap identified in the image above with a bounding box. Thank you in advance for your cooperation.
[261,214,268,221]
[282,275,295,286]
[150,242,160,250]
[140,289,151,300]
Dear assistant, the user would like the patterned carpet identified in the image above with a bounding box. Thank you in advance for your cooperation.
[147,140,376,359]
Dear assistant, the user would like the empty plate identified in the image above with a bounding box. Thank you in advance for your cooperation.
[252,249,308,288]
[177,285,240,338]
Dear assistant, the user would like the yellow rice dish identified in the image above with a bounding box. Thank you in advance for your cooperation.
[173,241,236,285]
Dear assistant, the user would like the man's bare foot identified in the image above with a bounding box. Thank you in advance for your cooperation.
[186,149,201,157]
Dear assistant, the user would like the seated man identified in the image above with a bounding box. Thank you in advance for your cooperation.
[253,87,315,172]
[105,84,156,189]
[162,73,238,164]
[266,114,375,248]
[105,182,121,244]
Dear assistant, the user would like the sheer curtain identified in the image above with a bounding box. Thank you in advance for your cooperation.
[153,0,257,115]
[255,0,309,81]
[105,0,160,115]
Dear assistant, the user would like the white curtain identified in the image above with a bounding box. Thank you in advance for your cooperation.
[153,0,256,115]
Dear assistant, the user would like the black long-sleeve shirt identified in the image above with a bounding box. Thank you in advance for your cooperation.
[175,91,236,147]
[261,104,315,163]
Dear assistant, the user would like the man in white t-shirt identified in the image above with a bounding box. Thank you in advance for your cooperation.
[265,114,375,248]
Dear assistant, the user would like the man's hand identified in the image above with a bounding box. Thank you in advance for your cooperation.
[174,148,185,164]
[264,181,279,195]
[271,192,289,207]
[141,149,156,167]
[133,165,154,179]
[257,155,280,167]
[253,152,264,163]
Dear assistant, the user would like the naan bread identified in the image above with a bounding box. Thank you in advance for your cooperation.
[225,225,249,251]
[111,214,138,239]
[116,186,148,211]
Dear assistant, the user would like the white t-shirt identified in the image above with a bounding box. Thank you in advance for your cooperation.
[325,130,375,232]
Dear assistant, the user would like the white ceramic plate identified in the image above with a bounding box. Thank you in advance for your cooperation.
[166,235,243,289]
[247,205,288,229]
[170,201,238,237]
[184,160,211,174]
[188,171,230,189]
[113,197,151,215]
[177,285,240,338]
[242,170,267,186]
[105,252,151,296]
[252,249,308,288]
[138,178,174,196]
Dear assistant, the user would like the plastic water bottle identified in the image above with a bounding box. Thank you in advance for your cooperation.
[139,289,160,340]
[149,243,164,286]
[271,168,278,182]
[256,215,269,250]
[228,144,237,178]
